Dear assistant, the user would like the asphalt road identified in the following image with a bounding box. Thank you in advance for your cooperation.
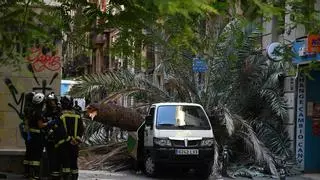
[1,170,315,180]
[78,170,313,180]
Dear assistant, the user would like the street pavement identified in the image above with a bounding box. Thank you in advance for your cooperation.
[77,170,316,180]
[1,170,318,180]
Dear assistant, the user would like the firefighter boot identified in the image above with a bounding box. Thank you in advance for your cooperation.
[71,173,78,180]
[62,173,70,180]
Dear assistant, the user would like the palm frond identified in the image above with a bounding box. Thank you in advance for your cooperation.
[227,112,278,176]
[253,120,293,159]
[223,108,235,136]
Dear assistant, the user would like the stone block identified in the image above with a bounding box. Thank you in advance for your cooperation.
[16,129,25,148]
[0,78,10,93]
[0,154,24,173]
[16,126,25,148]
[13,77,34,93]
[286,108,295,124]
[0,67,21,77]
[284,76,295,92]
[0,128,17,147]
[0,93,11,112]
[0,112,5,128]
[0,92,23,113]
[284,93,295,108]
[3,112,21,129]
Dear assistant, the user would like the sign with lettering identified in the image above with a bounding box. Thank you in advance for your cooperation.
[292,38,320,64]
[296,75,306,170]
[192,58,208,73]
[307,34,320,53]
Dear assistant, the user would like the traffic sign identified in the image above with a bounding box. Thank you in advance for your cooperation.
[192,58,208,73]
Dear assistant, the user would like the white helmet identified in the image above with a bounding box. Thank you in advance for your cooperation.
[32,93,45,104]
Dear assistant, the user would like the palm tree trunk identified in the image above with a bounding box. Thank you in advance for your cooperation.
[86,103,144,131]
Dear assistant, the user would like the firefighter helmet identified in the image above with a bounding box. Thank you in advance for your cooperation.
[60,95,73,109]
[46,92,59,109]
[32,93,45,104]
[47,92,57,100]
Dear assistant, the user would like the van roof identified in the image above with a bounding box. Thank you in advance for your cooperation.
[152,102,203,107]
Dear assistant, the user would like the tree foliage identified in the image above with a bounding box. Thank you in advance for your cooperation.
[70,19,295,177]
[2,0,317,70]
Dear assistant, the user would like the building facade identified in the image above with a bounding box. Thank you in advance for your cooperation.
[263,0,320,172]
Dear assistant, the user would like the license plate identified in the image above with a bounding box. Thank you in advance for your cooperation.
[175,149,199,155]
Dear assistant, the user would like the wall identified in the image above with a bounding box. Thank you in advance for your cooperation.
[0,44,62,150]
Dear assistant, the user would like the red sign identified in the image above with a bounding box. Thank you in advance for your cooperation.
[307,34,320,53]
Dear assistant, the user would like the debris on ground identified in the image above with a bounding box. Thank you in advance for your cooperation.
[78,142,132,172]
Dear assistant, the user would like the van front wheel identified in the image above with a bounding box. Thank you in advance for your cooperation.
[143,154,157,177]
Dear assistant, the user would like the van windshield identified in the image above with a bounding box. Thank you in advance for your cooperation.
[156,105,211,130]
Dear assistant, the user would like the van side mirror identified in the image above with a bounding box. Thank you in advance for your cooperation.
[145,115,153,127]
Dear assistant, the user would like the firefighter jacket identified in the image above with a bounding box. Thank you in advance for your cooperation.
[55,110,84,148]
[44,107,62,141]
[28,110,45,134]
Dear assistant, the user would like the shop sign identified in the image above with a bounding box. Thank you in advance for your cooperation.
[307,34,320,53]
[296,75,306,170]
[292,38,320,64]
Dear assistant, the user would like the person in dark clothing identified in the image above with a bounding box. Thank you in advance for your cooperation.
[43,92,61,179]
[73,100,82,116]
[22,92,36,178]
[53,95,84,180]
[28,93,56,180]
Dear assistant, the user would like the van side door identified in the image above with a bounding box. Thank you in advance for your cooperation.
[144,106,155,147]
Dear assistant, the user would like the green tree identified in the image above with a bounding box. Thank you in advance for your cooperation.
[70,19,295,177]
[0,0,63,69]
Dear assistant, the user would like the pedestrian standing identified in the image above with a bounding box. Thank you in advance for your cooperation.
[73,100,82,116]
[28,93,56,180]
[44,92,61,179]
[54,95,84,180]
[22,92,35,178]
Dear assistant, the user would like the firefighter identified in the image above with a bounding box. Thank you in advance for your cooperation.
[28,93,56,180]
[54,95,84,180]
[73,100,82,116]
[22,92,36,178]
[43,92,61,179]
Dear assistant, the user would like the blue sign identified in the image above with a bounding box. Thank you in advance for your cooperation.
[292,38,320,64]
[192,58,208,72]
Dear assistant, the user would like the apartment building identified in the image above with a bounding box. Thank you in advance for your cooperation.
[262,0,320,172]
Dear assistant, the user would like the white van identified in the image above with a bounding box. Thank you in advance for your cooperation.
[128,102,215,179]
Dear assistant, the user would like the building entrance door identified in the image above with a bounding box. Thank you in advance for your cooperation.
[305,71,320,172]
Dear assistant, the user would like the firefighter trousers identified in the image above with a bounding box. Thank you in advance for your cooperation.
[46,140,57,176]
[69,144,79,180]
[23,140,31,178]
[29,132,43,180]
[51,142,78,180]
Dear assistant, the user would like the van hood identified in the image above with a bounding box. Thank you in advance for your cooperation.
[155,129,213,140]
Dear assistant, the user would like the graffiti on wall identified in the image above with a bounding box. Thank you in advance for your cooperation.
[4,63,59,120]
[27,64,59,95]
[4,78,25,120]
[26,47,61,72]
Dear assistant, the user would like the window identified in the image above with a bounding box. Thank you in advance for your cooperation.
[156,105,210,130]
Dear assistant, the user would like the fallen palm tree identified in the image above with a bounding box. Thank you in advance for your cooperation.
[86,103,145,131]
